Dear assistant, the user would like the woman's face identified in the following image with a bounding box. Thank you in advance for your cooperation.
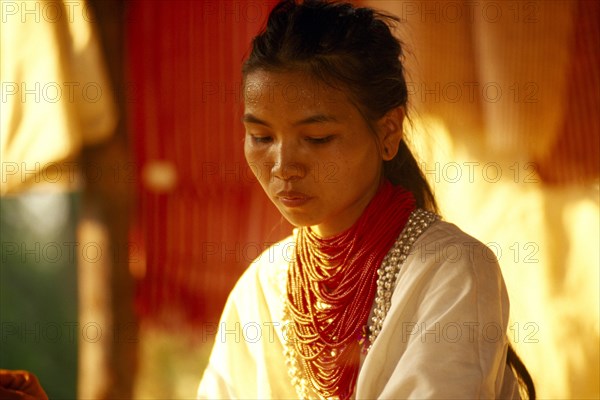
[243,70,388,237]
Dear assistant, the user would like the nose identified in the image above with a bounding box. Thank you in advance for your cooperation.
[271,140,305,181]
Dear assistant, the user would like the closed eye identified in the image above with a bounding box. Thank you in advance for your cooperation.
[306,136,335,144]
[249,135,273,144]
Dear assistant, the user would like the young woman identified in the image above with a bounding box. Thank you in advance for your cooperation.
[198,1,535,398]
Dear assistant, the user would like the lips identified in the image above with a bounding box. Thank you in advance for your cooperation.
[276,190,313,207]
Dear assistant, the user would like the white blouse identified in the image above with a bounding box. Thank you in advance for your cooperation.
[197,219,521,399]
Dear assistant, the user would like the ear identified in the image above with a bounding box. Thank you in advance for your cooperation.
[376,107,404,161]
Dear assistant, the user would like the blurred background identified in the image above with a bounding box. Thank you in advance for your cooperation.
[0,0,598,399]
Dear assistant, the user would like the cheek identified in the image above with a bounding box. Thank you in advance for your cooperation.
[243,141,253,164]
[338,143,381,184]
[338,138,378,168]
[244,144,269,183]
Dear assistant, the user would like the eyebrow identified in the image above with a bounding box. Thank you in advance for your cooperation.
[242,113,339,127]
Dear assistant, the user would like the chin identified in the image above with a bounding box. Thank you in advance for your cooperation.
[279,210,320,229]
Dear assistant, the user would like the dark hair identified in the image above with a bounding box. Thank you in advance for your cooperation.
[243,2,535,397]
[243,0,437,212]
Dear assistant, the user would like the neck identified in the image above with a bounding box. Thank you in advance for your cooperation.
[309,177,385,238]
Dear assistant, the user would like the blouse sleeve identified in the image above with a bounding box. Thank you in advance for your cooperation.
[356,221,519,399]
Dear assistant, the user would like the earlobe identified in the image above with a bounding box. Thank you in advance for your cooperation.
[379,107,404,161]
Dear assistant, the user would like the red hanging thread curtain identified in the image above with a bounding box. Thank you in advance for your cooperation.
[126,0,286,328]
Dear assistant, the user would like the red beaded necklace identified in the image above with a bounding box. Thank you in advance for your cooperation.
[286,179,416,399]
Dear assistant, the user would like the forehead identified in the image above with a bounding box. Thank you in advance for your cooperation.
[243,70,353,114]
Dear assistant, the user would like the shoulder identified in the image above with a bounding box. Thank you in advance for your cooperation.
[412,219,498,264]
[253,233,295,270]
[227,234,294,305]
[397,218,508,313]
[250,233,294,283]
[407,219,501,280]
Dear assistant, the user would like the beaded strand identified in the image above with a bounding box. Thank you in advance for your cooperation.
[282,208,438,399]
